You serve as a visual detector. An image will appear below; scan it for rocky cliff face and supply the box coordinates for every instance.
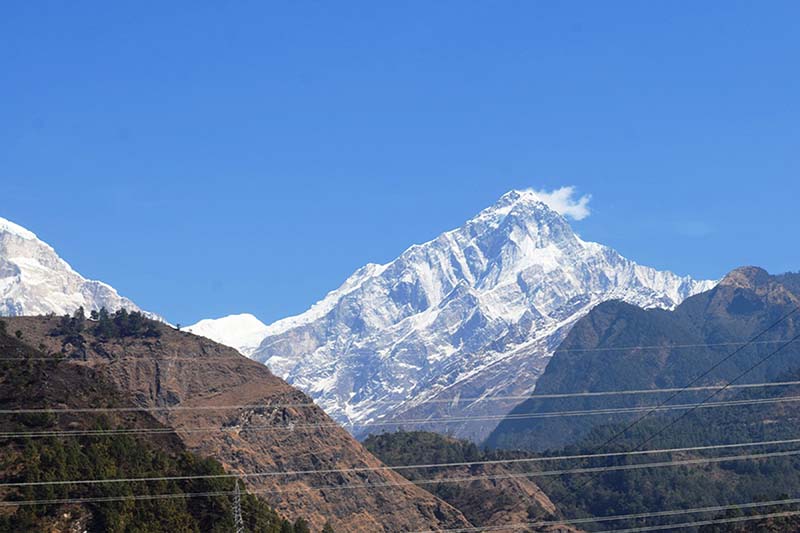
[0,327,299,533]
[251,190,716,441]
[7,316,472,532]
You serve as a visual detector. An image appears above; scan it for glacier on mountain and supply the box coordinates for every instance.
[250,190,717,440]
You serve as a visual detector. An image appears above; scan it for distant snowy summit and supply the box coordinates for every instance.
[185,313,269,357]
[244,189,717,440]
[0,216,156,319]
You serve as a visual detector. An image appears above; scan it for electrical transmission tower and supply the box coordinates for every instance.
[233,479,245,533]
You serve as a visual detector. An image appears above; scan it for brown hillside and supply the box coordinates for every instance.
[6,316,471,532]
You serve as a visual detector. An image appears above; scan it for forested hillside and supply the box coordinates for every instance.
[364,431,578,531]
[535,375,800,531]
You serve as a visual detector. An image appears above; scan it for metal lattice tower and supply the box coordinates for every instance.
[233,479,245,533]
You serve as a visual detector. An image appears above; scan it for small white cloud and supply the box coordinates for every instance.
[527,186,591,220]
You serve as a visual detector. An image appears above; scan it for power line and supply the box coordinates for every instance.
[563,331,800,505]
[7,391,800,418]
[631,332,800,454]
[1,338,792,363]
[580,305,800,455]
[570,329,800,497]
[452,511,800,533]
[4,379,800,415]
[5,436,800,489]
[2,448,800,495]
[552,338,792,354]
[411,495,800,532]
[4,481,800,533]
[593,511,800,533]
[4,393,800,439]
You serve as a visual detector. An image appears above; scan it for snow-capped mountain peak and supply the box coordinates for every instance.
[185,313,269,357]
[0,216,38,240]
[248,190,717,440]
[475,189,550,218]
[0,216,155,318]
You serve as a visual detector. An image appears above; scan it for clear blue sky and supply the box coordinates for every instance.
[2,1,798,325]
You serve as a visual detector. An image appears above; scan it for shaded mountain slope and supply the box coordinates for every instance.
[532,372,800,531]
[486,267,800,452]
[5,314,471,532]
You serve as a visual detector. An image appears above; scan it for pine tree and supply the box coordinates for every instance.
[94,307,117,338]
[293,518,311,533]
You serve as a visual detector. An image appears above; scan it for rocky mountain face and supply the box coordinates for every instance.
[250,190,716,441]
[485,266,800,451]
[0,327,298,532]
[6,315,473,532]
[0,217,152,318]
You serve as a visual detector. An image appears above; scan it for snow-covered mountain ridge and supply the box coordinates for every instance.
[0,216,154,318]
[250,190,717,440]
[186,313,269,357]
